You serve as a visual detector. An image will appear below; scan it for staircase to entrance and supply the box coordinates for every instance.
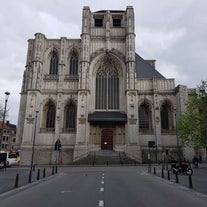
[74,150,137,165]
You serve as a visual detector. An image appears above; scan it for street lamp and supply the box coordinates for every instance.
[174,106,181,163]
[28,110,39,183]
[0,92,10,151]
[199,83,207,160]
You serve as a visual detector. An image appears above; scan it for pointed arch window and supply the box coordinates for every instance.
[161,103,169,130]
[160,100,175,134]
[139,103,150,129]
[95,56,119,110]
[66,103,76,129]
[46,101,56,129]
[63,102,76,132]
[69,52,78,75]
[49,52,59,75]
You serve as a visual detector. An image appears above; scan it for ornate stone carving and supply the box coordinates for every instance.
[79,118,86,124]
[128,118,137,125]
[26,116,34,124]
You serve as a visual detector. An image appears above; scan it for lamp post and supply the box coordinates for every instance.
[28,110,39,183]
[199,83,207,160]
[174,107,181,163]
[0,92,10,151]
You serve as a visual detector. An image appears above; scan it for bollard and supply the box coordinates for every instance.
[154,167,156,175]
[106,161,109,166]
[14,173,19,188]
[175,173,179,183]
[52,166,55,175]
[167,170,170,180]
[28,170,32,183]
[43,168,46,178]
[37,169,40,180]
[161,168,164,178]
[189,175,193,188]
[55,166,58,174]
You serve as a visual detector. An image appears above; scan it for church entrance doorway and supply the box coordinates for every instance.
[101,129,113,150]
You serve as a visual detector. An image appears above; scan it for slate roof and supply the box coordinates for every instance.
[135,53,165,79]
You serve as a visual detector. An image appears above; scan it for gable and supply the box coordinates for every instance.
[135,53,165,79]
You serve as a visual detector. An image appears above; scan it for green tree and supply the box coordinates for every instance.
[0,105,4,120]
[177,80,207,148]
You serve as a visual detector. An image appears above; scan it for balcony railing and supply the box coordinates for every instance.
[161,129,176,135]
[139,128,154,134]
[43,74,59,81]
[62,128,76,133]
[40,128,55,133]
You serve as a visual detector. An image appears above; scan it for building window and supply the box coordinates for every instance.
[46,101,56,129]
[69,53,78,75]
[49,52,59,75]
[161,103,169,130]
[65,102,76,130]
[95,55,119,110]
[160,100,174,133]
[113,19,121,27]
[95,18,103,27]
[139,103,149,129]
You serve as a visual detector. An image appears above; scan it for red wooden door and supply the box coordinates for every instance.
[101,129,113,150]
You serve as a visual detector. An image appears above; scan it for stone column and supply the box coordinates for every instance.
[73,7,91,161]
[125,90,142,162]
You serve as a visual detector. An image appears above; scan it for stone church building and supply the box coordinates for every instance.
[16,6,190,165]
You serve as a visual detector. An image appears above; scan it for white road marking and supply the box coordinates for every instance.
[100,187,104,192]
[99,200,104,207]
[101,181,104,184]
[102,176,104,179]
[102,173,104,176]
[61,190,72,193]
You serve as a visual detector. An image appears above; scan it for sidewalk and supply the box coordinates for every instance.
[151,163,207,195]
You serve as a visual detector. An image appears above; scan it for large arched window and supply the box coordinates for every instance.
[160,100,173,133]
[69,52,78,75]
[64,102,76,132]
[95,55,119,110]
[49,52,59,75]
[139,103,150,129]
[46,101,56,129]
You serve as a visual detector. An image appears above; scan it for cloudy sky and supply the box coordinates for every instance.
[0,0,207,124]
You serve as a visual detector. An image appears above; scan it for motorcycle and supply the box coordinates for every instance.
[171,161,193,175]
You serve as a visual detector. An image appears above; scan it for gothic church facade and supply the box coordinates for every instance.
[16,6,188,165]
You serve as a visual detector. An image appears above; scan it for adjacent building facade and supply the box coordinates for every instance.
[16,6,190,165]
[0,120,17,151]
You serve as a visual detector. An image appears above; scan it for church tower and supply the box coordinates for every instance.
[16,6,189,165]
[73,6,141,161]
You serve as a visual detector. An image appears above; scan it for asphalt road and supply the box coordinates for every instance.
[1,166,207,207]
[0,166,54,194]
[152,163,207,195]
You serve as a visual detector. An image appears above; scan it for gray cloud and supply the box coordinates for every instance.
[0,0,206,124]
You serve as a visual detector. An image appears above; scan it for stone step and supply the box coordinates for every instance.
[94,150,120,157]
[74,150,137,165]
